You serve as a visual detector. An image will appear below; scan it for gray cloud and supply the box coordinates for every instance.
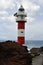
[0,0,43,40]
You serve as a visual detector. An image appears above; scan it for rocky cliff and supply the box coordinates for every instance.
[0,41,32,65]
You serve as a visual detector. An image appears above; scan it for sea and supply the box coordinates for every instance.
[25,40,43,50]
[0,40,43,50]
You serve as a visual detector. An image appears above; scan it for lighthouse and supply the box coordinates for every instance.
[14,5,27,45]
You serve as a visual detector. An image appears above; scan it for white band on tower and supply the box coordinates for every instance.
[18,29,25,37]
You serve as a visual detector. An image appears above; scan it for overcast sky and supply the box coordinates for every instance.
[0,0,43,40]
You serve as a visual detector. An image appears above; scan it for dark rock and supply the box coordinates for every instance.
[30,48,40,54]
[40,46,43,52]
[0,41,32,65]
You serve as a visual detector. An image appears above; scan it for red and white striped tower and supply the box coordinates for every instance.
[14,5,27,45]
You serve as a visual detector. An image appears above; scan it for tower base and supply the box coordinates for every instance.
[18,37,25,45]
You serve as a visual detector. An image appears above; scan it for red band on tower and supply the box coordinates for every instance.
[18,21,25,29]
[18,37,25,44]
